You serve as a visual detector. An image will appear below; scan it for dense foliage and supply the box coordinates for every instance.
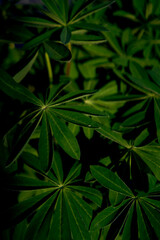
[1,0,160,239]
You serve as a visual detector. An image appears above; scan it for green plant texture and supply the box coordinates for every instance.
[0,0,160,239]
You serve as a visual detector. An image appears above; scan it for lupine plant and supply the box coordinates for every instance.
[0,0,160,239]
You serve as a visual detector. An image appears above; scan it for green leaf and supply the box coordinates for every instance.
[54,104,107,116]
[136,202,150,240]
[83,44,114,57]
[13,50,39,83]
[64,189,92,240]
[48,191,71,240]
[90,165,133,196]
[47,111,80,160]
[90,199,130,230]
[41,0,64,24]
[83,127,94,139]
[52,89,96,105]
[148,67,160,87]
[71,0,115,24]
[44,41,72,62]
[47,79,70,103]
[142,197,160,209]
[52,151,64,184]
[133,145,160,180]
[154,99,160,143]
[6,116,42,167]
[69,186,102,207]
[129,62,160,95]
[71,34,107,45]
[18,17,61,28]
[64,163,81,184]
[69,0,96,22]
[109,189,125,206]
[122,202,135,240]
[72,22,107,32]
[50,108,99,128]
[134,128,149,147]
[3,190,55,228]
[133,0,146,17]
[38,112,53,173]
[97,125,130,148]
[114,10,139,22]
[60,27,71,44]
[121,110,146,127]
[24,193,57,240]
[23,29,56,50]
[0,69,42,106]
[103,31,123,55]
[5,175,55,190]
[141,201,160,239]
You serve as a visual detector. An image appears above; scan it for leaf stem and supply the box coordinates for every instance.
[45,52,53,85]
[66,42,72,76]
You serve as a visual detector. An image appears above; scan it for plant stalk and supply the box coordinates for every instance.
[66,42,72,76]
[45,52,53,85]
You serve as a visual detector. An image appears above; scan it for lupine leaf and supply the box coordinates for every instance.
[64,189,92,240]
[52,90,96,105]
[122,202,135,240]
[0,69,42,106]
[38,112,53,173]
[141,201,160,239]
[24,193,57,240]
[13,50,39,83]
[60,27,71,44]
[50,108,100,128]
[47,111,80,160]
[23,29,56,50]
[136,202,150,240]
[44,41,72,62]
[97,125,130,148]
[90,165,133,196]
[71,0,115,24]
[18,17,60,28]
[6,116,42,167]
[41,0,64,24]
[71,34,107,45]
[90,199,130,230]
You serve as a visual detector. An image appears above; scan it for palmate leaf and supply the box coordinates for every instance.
[89,175,160,239]
[2,78,104,167]
[4,153,102,240]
